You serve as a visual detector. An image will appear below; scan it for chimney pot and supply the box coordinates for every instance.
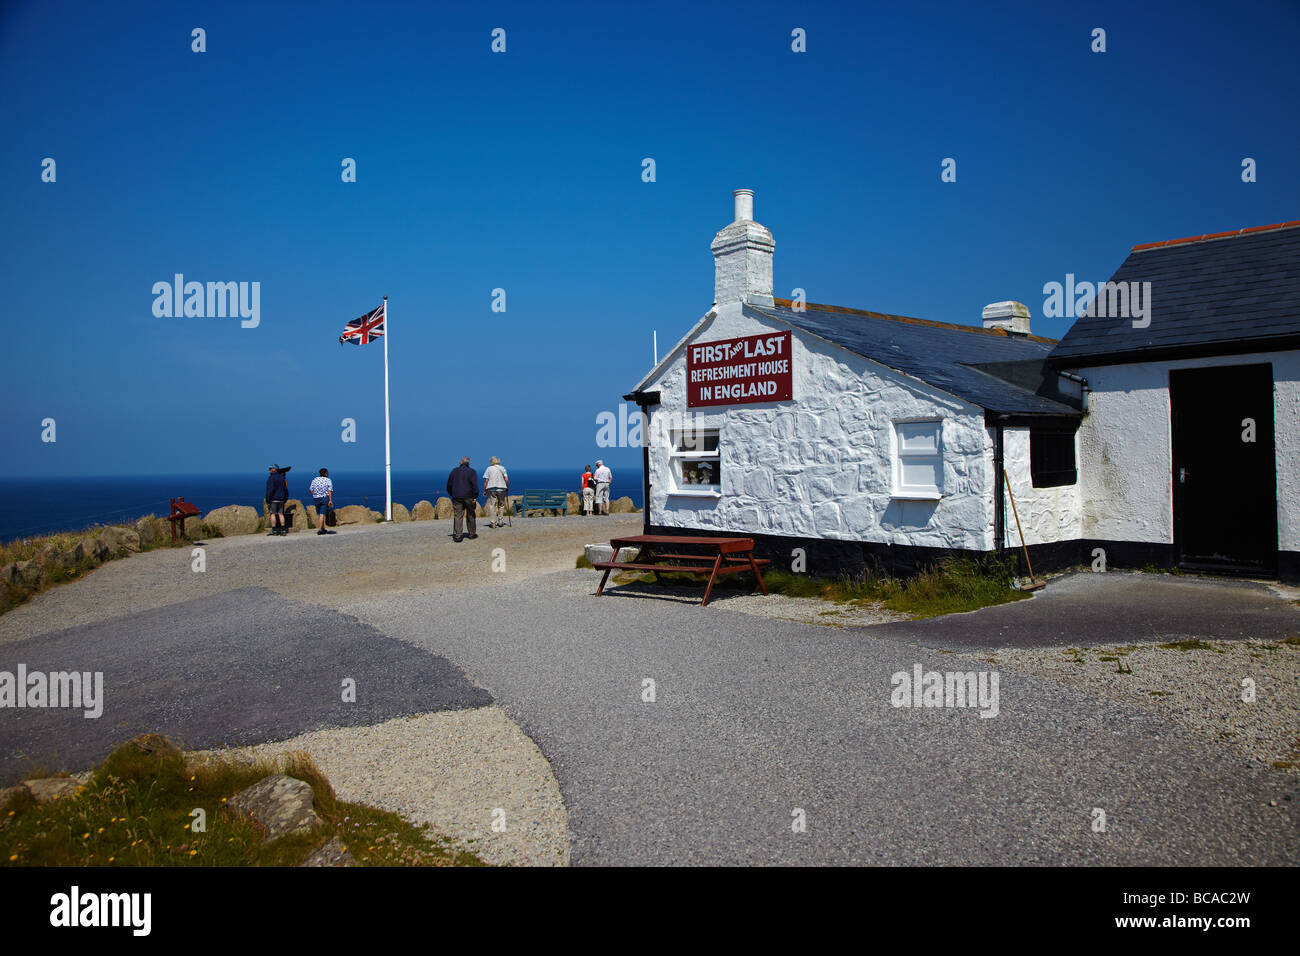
[733,188,754,222]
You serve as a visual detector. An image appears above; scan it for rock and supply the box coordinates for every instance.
[475,501,488,517]
[390,502,411,522]
[228,774,324,842]
[71,537,110,565]
[609,496,637,514]
[97,526,141,553]
[33,543,61,570]
[0,785,29,812]
[134,516,163,548]
[124,733,183,759]
[369,509,385,523]
[434,497,454,519]
[22,777,81,803]
[13,559,45,589]
[333,504,375,525]
[567,492,581,514]
[413,500,435,521]
[202,505,260,537]
[300,835,356,867]
[1,562,18,587]
[584,544,640,565]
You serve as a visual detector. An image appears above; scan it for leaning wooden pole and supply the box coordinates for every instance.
[1002,467,1042,588]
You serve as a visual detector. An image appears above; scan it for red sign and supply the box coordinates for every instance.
[687,331,793,407]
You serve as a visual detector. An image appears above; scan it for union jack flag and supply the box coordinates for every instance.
[339,302,385,345]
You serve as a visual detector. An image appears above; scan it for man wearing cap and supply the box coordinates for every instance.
[593,460,613,516]
[264,464,290,536]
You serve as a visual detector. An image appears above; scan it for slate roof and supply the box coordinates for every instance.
[1048,221,1300,367]
[748,302,1081,417]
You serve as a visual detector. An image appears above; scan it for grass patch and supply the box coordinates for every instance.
[606,555,1028,620]
[1,739,487,867]
[575,553,593,569]
[1158,639,1217,651]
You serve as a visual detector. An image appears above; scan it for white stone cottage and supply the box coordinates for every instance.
[624,191,1299,581]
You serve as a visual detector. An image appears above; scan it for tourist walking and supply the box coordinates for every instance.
[593,460,613,515]
[483,456,510,528]
[309,468,336,535]
[446,456,479,542]
[265,464,290,535]
[580,465,595,516]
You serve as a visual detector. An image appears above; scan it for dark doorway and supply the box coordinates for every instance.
[1170,364,1277,574]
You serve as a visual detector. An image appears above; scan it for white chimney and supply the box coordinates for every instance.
[982,300,1031,334]
[711,188,774,307]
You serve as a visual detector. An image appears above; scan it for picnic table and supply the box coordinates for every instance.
[591,534,770,607]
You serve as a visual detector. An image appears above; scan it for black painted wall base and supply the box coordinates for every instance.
[644,525,1299,583]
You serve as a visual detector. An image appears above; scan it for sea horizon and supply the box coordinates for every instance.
[0,466,644,542]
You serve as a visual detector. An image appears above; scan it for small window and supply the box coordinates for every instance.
[1030,430,1077,487]
[670,427,721,493]
[894,420,943,497]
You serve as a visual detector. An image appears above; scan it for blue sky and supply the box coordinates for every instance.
[2,0,1297,478]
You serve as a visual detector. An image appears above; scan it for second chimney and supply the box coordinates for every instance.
[981,301,1031,334]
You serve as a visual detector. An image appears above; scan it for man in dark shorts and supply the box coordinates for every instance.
[265,464,290,536]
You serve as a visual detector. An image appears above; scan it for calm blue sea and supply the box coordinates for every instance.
[0,468,643,542]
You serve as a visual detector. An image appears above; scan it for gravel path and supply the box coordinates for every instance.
[0,514,641,645]
[343,569,1299,865]
[6,521,1298,866]
[190,708,569,867]
[986,639,1300,776]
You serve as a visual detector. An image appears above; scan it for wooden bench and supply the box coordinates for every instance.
[168,497,202,541]
[521,489,569,517]
[592,534,770,607]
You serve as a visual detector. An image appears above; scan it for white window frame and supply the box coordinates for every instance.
[892,418,944,500]
[667,426,722,498]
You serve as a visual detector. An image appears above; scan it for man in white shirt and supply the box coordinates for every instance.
[593,460,613,515]
[482,456,510,527]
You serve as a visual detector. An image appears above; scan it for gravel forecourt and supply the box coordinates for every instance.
[2,516,1297,865]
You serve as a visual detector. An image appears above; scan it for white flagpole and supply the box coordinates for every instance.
[383,295,392,521]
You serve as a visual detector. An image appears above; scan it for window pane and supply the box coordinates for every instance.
[901,459,940,489]
[898,422,940,453]
[1030,430,1077,488]
[676,431,719,452]
[680,459,719,486]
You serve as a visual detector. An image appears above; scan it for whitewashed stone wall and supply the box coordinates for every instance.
[644,303,995,550]
[999,427,1083,546]
[1074,350,1300,552]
